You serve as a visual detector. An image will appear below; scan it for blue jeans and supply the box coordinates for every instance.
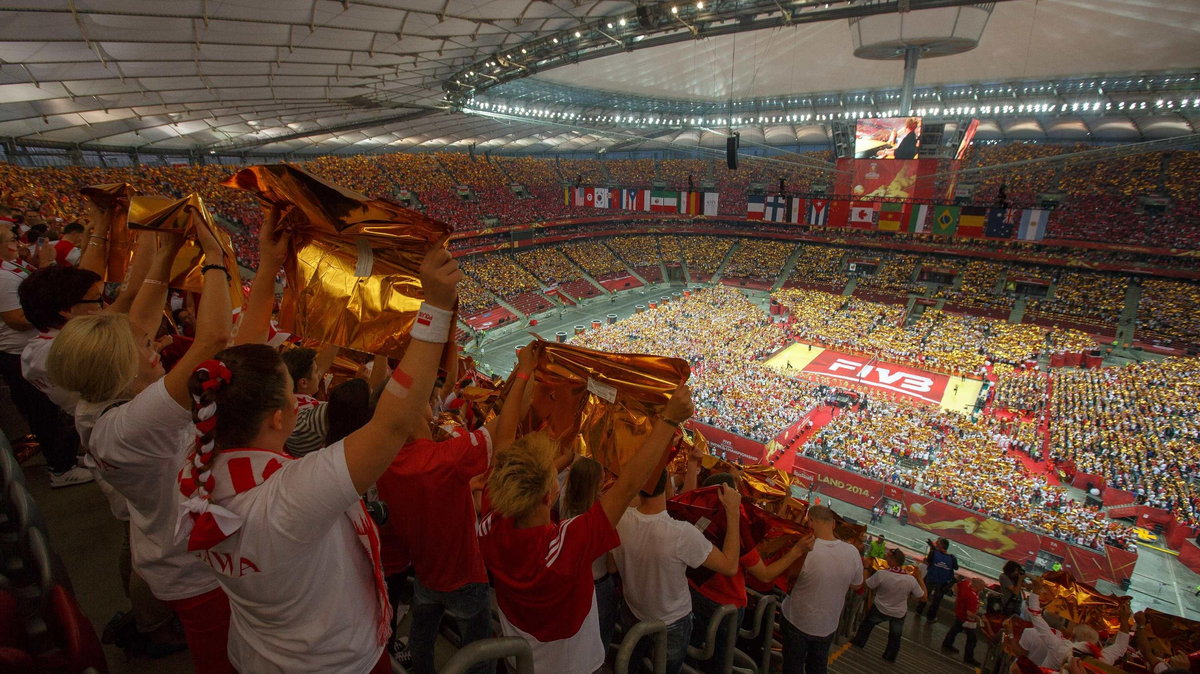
[781,617,834,674]
[851,606,904,660]
[410,579,494,674]
[689,588,744,674]
[628,611,693,674]
[595,575,618,655]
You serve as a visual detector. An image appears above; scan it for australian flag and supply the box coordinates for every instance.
[985,207,1019,239]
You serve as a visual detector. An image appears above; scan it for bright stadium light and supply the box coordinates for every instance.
[619,18,626,26]
[671,6,679,14]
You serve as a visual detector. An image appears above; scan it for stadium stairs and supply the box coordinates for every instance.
[1009,297,1027,323]
[600,244,650,287]
[828,620,977,674]
[772,246,808,292]
[489,293,525,318]
[1116,282,1142,346]
[842,277,858,296]
[709,241,741,284]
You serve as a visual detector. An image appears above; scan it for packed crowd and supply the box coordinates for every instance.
[856,253,924,296]
[785,244,847,288]
[991,369,1051,413]
[773,287,1095,376]
[560,240,629,278]
[1026,270,1129,328]
[720,239,797,282]
[514,247,581,286]
[1137,278,1200,346]
[806,400,1131,550]
[459,253,542,298]
[571,286,826,443]
[1048,358,1200,526]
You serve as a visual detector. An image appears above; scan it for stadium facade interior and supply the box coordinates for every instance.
[1,0,1199,672]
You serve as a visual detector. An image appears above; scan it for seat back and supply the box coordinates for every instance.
[440,636,531,674]
[615,618,667,674]
[46,584,108,674]
[0,433,23,493]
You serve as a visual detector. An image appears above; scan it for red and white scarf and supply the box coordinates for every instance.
[176,446,393,645]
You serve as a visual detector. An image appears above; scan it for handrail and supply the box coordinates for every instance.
[615,619,668,674]
[439,636,534,674]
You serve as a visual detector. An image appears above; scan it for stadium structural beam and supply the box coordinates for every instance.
[900,47,920,116]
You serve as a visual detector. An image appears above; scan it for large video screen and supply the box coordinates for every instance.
[854,117,922,160]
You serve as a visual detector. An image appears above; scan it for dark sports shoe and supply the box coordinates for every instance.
[102,611,135,646]
[388,639,413,668]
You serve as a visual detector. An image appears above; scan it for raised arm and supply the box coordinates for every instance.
[106,231,158,315]
[366,354,388,399]
[342,243,461,493]
[128,232,185,340]
[162,226,233,407]
[599,386,694,526]
[77,203,113,275]
[485,344,534,450]
[233,207,288,346]
[700,484,743,576]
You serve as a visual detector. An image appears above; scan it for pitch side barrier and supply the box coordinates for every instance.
[789,455,1138,586]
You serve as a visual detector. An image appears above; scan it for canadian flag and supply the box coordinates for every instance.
[849,202,878,226]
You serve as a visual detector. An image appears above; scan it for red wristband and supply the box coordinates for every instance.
[515,372,530,381]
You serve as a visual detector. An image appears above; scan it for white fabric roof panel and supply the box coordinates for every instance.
[0,0,1195,153]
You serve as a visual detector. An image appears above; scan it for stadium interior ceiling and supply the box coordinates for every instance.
[0,0,1197,161]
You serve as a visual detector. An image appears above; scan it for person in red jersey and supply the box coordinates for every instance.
[941,576,985,666]
[375,344,533,674]
[478,385,695,674]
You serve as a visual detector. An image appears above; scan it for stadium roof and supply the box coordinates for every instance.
[0,0,1197,155]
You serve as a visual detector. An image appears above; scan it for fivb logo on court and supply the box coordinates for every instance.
[824,357,935,393]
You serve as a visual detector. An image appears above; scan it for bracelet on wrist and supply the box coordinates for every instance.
[143,279,167,287]
[662,417,683,428]
[515,371,530,381]
[201,264,231,282]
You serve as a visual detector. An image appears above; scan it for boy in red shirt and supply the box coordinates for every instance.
[941,577,985,666]
[478,386,694,674]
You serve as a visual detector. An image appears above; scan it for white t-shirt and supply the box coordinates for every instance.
[865,570,922,618]
[781,538,863,637]
[201,441,382,674]
[613,507,713,624]
[21,331,79,413]
[77,378,218,601]
[0,260,36,354]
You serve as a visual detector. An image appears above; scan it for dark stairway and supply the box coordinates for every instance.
[829,617,981,674]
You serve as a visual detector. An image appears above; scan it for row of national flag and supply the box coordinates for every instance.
[745,195,1050,241]
[566,187,719,215]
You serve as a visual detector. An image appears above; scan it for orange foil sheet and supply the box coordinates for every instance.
[1140,608,1200,659]
[126,194,243,308]
[866,557,919,576]
[1035,570,1130,635]
[500,340,690,478]
[79,182,135,283]
[220,164,452,359]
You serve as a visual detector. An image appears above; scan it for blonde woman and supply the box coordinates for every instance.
[478,387,695,674]
[48,222,239,672]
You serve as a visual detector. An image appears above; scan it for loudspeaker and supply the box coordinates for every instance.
[726,137,738,170]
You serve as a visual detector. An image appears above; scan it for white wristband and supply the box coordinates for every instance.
[411,303,452,343]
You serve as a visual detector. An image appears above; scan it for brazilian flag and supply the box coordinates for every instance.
[932,205,960,236]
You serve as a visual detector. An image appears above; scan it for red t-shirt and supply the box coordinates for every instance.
[375,428,491,588]
[478,500,618,642]
[954,578,979,621]
[690,548,761,608]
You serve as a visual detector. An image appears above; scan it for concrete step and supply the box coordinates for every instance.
[830,617,979,674]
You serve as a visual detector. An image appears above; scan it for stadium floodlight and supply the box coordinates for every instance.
[619,18,626,25]
[697,1,704,7]
[672,6,679,13]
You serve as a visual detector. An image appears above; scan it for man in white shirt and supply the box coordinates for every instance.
[780,505,864,674]
[613,473,743,674]
[850,548,926,662]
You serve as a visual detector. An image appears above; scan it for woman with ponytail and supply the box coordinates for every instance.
[173,243,461,673]
[46,212,275,673]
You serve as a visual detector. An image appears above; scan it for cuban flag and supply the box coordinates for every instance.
[764,195,787,222]
[808,199,829,226]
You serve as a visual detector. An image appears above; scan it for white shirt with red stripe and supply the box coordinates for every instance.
[198,440,384,674]
[53,239,80,267]
[478,501,619,674]
[295,393,321,412]
[0,259,37,354]
[75,378,218,601]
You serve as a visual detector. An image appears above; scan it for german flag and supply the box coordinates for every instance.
[956,206,988,238]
